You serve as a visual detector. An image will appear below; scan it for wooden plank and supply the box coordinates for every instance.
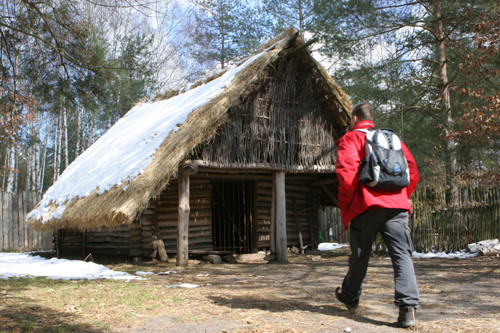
[0,192,3,250]
[4,193,11,250]
[21,192,28,250]
[17,192,24,250]
[275,171,288,263]
[13,193,19,250]
[26,192,32,250]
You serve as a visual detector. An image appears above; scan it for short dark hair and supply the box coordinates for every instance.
[352,103,374,121]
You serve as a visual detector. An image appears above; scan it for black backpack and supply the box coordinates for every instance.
[355,128,410,191]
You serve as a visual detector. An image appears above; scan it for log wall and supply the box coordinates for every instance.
[57,173,324,259]
[154,178,213,254]
[254,176,317,250]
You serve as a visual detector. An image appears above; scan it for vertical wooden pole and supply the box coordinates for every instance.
[274,171,288,263]
[177,172,190,267]
[270,179,276,254]
[0,192,3,251]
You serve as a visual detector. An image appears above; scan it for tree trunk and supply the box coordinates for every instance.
[433,0,459,208]
[75,109,81,157]
[27,146,33,191]
[39,124,49,193]
[5,145,16,193]
[221,22,225,69]
[53,112,61,182]
[63,109,69,169]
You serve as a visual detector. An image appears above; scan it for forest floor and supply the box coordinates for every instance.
[1,248,499,333]
[112,249,499,333]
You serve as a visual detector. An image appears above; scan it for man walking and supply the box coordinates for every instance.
[334,103,420,328]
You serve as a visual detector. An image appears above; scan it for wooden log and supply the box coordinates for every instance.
[177,171,190,267]
[275,171,288,263]
[154,237,168,262]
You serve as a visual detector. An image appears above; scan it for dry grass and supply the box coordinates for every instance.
[2,252,498,333]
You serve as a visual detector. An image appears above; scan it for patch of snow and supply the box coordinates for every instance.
[0,253,143,280]
[166,282,199,289]
[411,250,478,259]
[317,242,349,251]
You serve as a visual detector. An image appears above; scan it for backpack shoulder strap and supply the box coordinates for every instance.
[354,128,375,141]
[353,129,368,134]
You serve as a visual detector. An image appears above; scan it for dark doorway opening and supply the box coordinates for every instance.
[211,180,253,254]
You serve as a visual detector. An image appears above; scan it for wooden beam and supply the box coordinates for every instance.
[274,171,288,263]
[176,172,190,267]
[287,37,318,57]
[312,178,337,186]
[190,159,335,173]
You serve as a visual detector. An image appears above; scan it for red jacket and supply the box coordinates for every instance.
[336,120,420,229]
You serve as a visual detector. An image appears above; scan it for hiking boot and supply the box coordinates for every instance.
[335,287,359,311]
[398,305,416,328]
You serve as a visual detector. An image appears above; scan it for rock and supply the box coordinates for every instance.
[202,255,222,264]
[222,254,236,264]
[264,253,276,261]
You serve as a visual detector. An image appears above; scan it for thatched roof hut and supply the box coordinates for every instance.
[27,30,352,264]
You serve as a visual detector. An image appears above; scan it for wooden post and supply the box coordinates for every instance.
[274,171,288,263]
[270,180,276,254]
[176,172,190,267]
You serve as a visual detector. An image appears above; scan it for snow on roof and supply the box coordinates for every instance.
[27,52,264,224]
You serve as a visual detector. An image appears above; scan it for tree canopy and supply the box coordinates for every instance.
[1,0,498,196]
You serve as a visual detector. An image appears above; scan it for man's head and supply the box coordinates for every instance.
[351,103,374,127]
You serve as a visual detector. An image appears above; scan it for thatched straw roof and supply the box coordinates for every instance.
[27,30,352,232]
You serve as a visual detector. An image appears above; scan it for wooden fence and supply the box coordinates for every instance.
[2,187,499,254]
[410,187,500,252]
[0,191,53,252]
[321,187,500,253]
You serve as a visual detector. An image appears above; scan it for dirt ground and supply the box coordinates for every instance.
[110,249,500,333]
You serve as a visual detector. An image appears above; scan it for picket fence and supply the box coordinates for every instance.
[0,191,52,252]
[321,186,500,253]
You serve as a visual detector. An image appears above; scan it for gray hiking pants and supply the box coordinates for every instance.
[341,208,420,308]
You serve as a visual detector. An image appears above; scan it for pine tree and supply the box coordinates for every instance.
[311,0,500,205]
[190,0,263,72]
